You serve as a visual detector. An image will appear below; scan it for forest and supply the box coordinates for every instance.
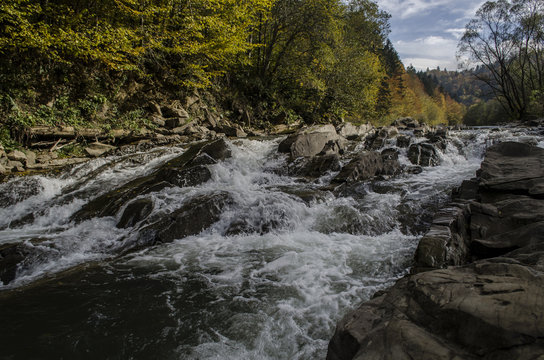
[1,0,542,149]
[0,0,468,149]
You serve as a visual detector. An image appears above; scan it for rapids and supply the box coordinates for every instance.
[0,127,542,359]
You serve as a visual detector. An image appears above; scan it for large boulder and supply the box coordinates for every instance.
[278,125,345,159]
[478,141,544,197]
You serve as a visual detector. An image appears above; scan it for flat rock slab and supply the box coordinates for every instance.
[479,142,544,196]
[327,246,544,360]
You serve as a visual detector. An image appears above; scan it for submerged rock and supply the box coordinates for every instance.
[289,153,342,178]
[0,243,31,285]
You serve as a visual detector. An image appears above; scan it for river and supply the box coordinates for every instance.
[0,127,542,359]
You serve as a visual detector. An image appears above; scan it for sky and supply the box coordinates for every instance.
[375,0,486,71]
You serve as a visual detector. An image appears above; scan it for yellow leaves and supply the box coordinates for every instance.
[1,0,275,85]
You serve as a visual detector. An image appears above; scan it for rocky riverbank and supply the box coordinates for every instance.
[1,116,441,284]
[326,141,544,360]
[1,118,541,286]
[0,115,433,179]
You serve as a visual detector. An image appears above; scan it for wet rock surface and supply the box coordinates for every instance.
[141,192,233,245]
[72,138,231,222]
[408,142,440,166]
[327,141,544,360]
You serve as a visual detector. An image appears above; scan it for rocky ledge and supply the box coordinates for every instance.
[327,141,544,360]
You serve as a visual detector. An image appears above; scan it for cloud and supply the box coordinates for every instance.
[445,28,466,39]
[377,0,486,20]
[377,0,453,19]
[394,36,459,70]
[374,0,488,70]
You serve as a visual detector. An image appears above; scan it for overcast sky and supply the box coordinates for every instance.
[375,0,486,71]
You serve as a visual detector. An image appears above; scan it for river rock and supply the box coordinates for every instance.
[365,127,398,150]
[7,150,27,163]
[380,148,401,176]
[0,243,32,285]
[289,154,342,178]
[396,135,411,148]
[142,192,232,244]
[327,246,544,360]
[73,138,231,222]
[453,178,479,200]
[469,196,544,258]
[84,142,116,157]
[408,143,440,166]
[413,205,470,273]
[278,124,345,159]
[332,150,399,183]
[478,141,544,197]
[337,123,373,140]
[117,198,154,228]
[392,117,419,129]
[327,141,544,360]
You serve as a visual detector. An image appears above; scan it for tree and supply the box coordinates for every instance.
[458,0,544,119]
[0,0,273,87]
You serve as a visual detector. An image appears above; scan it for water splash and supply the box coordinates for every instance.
[0,127,542,359]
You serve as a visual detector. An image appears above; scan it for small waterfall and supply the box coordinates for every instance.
[0,127,542,359]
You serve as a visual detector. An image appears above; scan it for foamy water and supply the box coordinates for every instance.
[0,127,541,359]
